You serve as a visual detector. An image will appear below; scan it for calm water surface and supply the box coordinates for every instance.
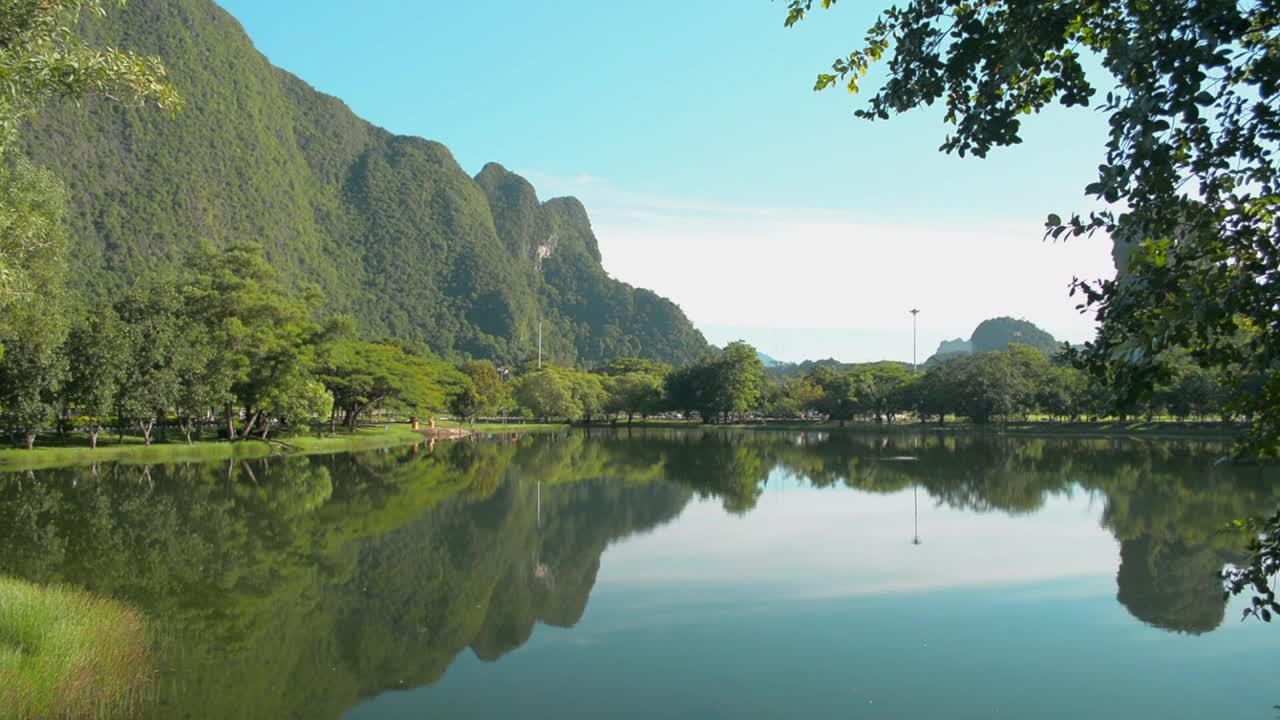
[1,430,1276,718]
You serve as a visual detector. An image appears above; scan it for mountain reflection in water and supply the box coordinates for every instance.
[0,429,1272,719]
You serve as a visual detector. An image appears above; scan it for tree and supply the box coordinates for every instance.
[809,366,858,425]
[261,378,332,438]
[515,369,580,422]
[0,0,179,320]
[565,369,607,424]
[181,242,322,439]
[450,360,508,424]
[1036,366,1089,422]
[662,344,765,423]
[784,1,1280,455]
[849,362,914,423]
[0,154,67,340]
[712,341,766,422]
[318,339,462,431]
[63,305,128,448]
[663,362,711,421]
[764,375,824,419]
[950,352,1023,425]
[0,303,67,449]
[172,327,228,444]
[598,358,669,424]
[914,357,963,424]
[601,372,655,423]
[113,280,185,446]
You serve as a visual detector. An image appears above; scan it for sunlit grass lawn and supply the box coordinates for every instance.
[0,577,151,719]
[0,424,429,472]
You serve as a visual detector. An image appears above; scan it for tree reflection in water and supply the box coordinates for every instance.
[0,429,1271,718]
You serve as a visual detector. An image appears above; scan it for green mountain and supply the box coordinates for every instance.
[969,317,1059,355]
[927,317,1059,364]
[18,0,708,367]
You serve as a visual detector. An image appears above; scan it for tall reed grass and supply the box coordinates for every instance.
[0,577,152,719]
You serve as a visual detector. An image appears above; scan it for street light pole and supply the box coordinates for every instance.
[912,482,922,545]
[910,308,920,374]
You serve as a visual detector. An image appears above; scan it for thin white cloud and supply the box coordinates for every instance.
[521,171,1117,361]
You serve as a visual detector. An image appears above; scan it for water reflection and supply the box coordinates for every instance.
[0,430,1272,719]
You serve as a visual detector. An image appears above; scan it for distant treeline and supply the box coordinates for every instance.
[0,241,1245,450]
[766,345,1243,427]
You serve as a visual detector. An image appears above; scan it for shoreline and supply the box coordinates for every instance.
[581,419,1248,442]
[0,425,434,473]
[0,421,573,473]
[0,419,1246,473]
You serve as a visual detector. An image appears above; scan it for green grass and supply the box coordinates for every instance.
[0,577,152,719]
[0,425,430,473]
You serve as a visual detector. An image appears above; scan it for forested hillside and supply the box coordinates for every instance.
[18,0,708,367]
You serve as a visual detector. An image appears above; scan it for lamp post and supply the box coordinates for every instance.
[910,309,920,374]
[912,482,922,545]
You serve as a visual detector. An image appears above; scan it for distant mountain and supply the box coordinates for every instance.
[764,357,846,378]
[757,351,785,368]
[926,317,1061,365]
[20,0,709,367]
[970,317,1060,355]
[934,338,973,357]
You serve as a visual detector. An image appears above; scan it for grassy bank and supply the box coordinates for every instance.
[0,425,429,473]
[0,577,151,719]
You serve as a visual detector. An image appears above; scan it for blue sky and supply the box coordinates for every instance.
[218,0,1117,363]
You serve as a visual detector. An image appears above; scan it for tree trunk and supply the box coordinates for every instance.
[24,432,35,450]
[181,418,194,445]
[241,409,261,439]
[329,406,337,435]
[260,422,270,441]
[225,403,238,441]
[139,419,154,446]
[89,425,99,450]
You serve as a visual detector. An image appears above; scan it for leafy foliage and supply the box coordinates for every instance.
[665,341,766,422]
[784,0,1280,455]
[449,360,510,422]
[1223,509,1280,625]
[0,0,177,321]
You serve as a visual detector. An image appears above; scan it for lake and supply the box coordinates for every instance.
[1,429,1276,719]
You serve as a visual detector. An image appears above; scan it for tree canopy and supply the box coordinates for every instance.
[786,0,1280,455]
[0,0,178,313]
